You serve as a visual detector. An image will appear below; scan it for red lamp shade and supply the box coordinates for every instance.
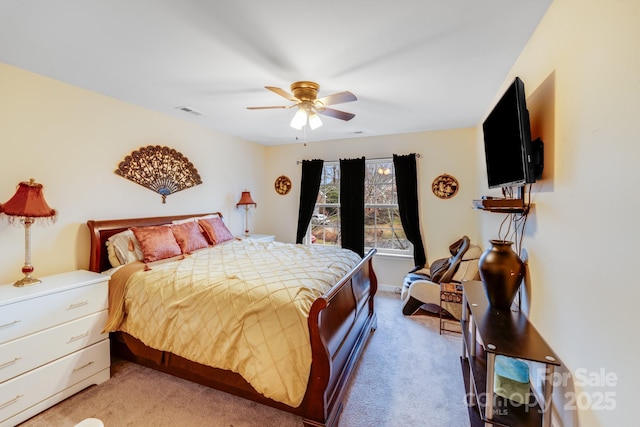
[236,191,256,207]
[0,178,57,219]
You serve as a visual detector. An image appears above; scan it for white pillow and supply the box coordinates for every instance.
[171,213,220,225]
[106,240,121,267]
[106,229,144,267]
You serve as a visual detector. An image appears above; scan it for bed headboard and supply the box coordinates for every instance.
[86,212,222,273]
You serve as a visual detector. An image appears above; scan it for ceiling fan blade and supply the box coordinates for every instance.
[317,107,355,121]
[265,86,299,102]
[315,91,357,107]
[246,105,291,110]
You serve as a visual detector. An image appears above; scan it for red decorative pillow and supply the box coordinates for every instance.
[170,221,209,254]
[198,217,234,245]
[131,225,182,262]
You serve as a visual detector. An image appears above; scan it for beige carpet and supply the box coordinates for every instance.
[19,291,468,427]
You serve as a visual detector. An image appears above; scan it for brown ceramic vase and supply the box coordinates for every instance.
[478,240,525,310]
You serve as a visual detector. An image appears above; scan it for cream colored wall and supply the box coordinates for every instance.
[0,61,477,291]
[476,1,639,425]
[261,129,478,288]
[0,63,266,285]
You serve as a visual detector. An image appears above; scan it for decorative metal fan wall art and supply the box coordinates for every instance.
[115,145,202,203]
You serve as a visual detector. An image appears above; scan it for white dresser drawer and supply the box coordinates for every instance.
[0,280,107,345]
[0,310,108,383]
[0,339,110,424]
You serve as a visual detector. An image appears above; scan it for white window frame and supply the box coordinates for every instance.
[308,159,412,256]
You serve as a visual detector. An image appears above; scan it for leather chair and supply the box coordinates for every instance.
[401,236,482,317]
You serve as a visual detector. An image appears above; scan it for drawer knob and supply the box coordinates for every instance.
[67,331,90,343]
[0,357,22,370]
[73,360,94,372]
[66,300,89,310]
[0,320,21,330]
[0,394,23,410]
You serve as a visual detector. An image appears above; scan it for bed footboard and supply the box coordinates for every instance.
[303,248,378,427]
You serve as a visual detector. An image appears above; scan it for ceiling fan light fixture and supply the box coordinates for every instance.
[250,80,355,130]
[308,111,323,130]
[290,108,307,130]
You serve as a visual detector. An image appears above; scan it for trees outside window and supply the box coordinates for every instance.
[310,159,410,254]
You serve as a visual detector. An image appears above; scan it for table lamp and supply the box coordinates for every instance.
[0,178,57,286]
[236,190,256,237]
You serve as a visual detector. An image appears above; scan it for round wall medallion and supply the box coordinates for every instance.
[432,174,459,199]
[274,175,292,195]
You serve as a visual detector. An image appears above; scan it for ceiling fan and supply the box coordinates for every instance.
[247,81,357,130]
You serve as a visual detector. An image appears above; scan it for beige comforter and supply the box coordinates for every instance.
[105,239,361,407]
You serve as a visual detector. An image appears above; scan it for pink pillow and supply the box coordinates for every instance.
[170,221,209,254]
[198,217,234,245]
[131,225,182,262]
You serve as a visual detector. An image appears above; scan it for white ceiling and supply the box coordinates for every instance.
[0,0,552,146]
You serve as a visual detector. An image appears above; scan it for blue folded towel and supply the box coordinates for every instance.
[494,355,530,404]
[495,355,529,383]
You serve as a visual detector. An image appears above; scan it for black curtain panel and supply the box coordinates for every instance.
[393,153,427,267]
[340,157,365,257]
[296,159,324,244]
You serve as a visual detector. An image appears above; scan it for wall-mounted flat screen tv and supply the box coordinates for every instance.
[482,77,542,189]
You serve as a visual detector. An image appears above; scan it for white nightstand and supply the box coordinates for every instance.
[245,234,275,242]
[0,270,111,427]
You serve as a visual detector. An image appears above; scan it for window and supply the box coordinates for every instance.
[310,159,411,254]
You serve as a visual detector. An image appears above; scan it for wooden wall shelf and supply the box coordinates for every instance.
[472,197,529,214]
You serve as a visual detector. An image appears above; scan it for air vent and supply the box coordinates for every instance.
[175,106,204,116]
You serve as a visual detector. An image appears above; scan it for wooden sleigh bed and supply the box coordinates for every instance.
[86,213,377,427]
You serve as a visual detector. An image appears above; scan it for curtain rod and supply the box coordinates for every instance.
[296,153,421,165]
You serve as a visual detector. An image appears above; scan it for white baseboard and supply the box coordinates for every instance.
[378,283,402,295]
